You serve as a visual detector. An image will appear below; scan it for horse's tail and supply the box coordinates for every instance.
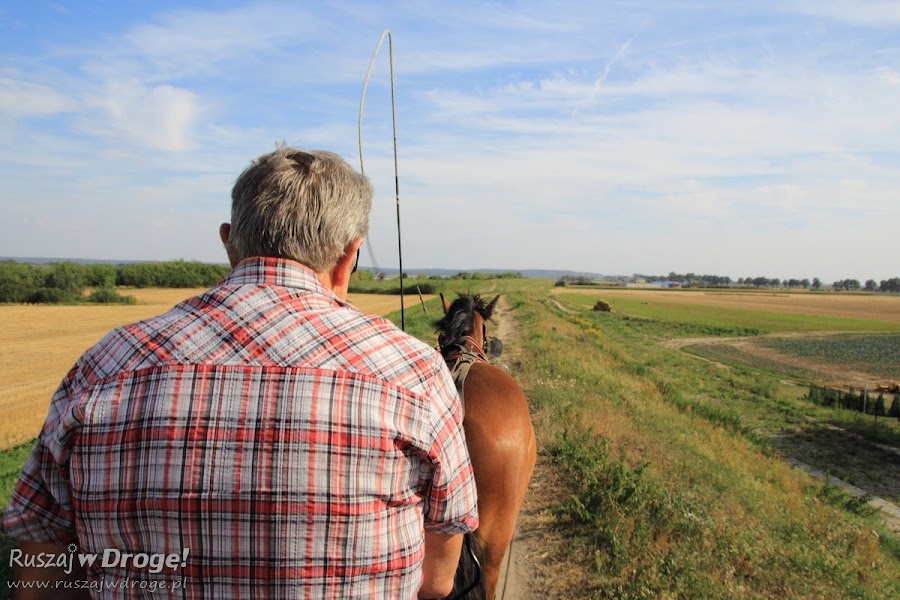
[447,532,487,600]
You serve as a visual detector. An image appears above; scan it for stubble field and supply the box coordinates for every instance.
[0,289,423,450]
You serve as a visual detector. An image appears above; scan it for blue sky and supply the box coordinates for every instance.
[1,1,898,283]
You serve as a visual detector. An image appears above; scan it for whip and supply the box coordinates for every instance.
[359,29,406,330]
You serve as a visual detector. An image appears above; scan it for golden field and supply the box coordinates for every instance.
[0,289,426,450]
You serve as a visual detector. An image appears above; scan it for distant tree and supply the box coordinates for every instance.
[800,278,810,289]
[833,279,861,291]
[812,277,821,290]
[86,263,117,288]
[890,395,900,418]
[874,393,886,417]
[117,263,159,288]
[864,279,877,292]
[0,261,43,303]
[45,262,86,300]
[879,278,900,293]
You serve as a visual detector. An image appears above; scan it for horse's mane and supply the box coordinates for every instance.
[435,293,491,349]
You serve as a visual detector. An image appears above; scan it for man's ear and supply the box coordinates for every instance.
[219,223,238,268]
[330,237,365,293]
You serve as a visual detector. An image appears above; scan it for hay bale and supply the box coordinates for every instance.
[593,299,613,312]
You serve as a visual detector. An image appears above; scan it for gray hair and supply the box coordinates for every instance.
[227,147,373,272]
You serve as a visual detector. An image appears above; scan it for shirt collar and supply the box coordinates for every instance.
[224,257,347,305]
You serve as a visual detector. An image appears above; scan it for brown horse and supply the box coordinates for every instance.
[437,293,536,599]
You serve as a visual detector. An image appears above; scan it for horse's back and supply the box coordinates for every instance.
[463,362,533,445]
[460,362,535,597]
[461,360,535,507]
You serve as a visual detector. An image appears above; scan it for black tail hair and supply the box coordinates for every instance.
[446,533,487,600]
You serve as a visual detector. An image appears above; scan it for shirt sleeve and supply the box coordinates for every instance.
[420,354,479,535]
[1,361,85,545]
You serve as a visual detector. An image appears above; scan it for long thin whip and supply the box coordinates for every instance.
[359,29,405,330]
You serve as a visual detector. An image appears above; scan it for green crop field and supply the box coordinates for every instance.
[761,335,900,379]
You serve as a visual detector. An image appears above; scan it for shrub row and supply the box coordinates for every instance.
[0,260,229,304]
[807,384,900,418]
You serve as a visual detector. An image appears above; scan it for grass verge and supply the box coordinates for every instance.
[517,284,899,597]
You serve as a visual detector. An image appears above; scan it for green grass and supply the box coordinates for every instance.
[1,440,33,596]
[0,441,32,509]
[509,284,899,597]
[556,292,900,333]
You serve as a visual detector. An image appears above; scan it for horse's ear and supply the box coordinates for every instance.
[440,293,450,314]
[485,294,500,319]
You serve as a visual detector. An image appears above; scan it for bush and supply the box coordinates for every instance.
[44,262,85,297]
[88,287,136,304]
[0,261,43,303]
[28,287,71,304]
[86,263,117,287]
[874,393,886,417]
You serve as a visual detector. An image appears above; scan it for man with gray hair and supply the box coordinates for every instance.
[3,147,479,599]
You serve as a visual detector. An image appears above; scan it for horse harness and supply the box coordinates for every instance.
[440,341,487,418]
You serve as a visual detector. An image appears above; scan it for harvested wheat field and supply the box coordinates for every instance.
[0,289,422,450]
[554,287,900,323]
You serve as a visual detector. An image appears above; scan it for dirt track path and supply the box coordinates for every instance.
[490,297,566,599]
[490,296,533,599]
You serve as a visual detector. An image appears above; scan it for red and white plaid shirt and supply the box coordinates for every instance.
[3,258,478,598]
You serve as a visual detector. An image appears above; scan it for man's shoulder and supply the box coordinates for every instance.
[73,298,200,384]
[327,307,443,393]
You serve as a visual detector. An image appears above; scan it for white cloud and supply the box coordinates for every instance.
[86,81,200,152]
[0,74,75,116]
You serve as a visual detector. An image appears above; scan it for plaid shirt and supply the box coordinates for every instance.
[3,258,478,599]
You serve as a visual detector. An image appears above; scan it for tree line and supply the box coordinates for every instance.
[640,272,900,292]
[0,260,231,304]
[355,270,524,282]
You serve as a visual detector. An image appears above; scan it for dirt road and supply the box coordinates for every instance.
[490,296,565,599]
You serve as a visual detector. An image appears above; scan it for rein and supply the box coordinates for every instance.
[441,335,489,364]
